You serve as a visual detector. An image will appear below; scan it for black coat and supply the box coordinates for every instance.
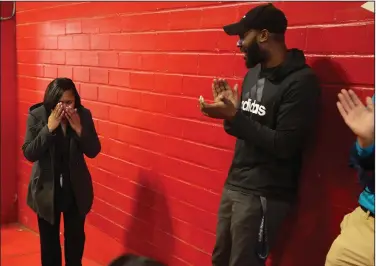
[22,103,101,224]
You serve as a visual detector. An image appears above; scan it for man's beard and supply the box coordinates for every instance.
[245,41,266,69]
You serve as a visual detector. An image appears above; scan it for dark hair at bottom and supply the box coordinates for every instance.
[43,77,81,112]
[108,254,166,266]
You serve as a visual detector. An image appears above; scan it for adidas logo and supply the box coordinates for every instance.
[241,98,266,116]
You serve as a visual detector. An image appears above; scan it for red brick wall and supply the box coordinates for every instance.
[1,1,18,224]
[15,2,374,266]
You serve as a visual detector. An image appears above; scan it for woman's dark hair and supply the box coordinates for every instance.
[43,77,81,111]
[108,254,165,266]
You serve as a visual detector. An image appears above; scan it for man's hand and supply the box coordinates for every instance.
[212,79,239,107]
[199,78,238,119]
[65,107,82,136]
[199,95,238,120]
[337,89,374,147]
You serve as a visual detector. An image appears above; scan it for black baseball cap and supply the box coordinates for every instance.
[223,3,288,36]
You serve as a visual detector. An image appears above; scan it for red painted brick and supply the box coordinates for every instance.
[66,20,82,34]
[90,34,110,50]
[109,70,130,87]
[121,12,170,32]
[98,86,118,104]
[109,34,131,50]
[73,35,90,50]
[97,120,118,139]
[44,65,57,78]
[169,9,202,30]
[81,18,100,34]
[81,100,110,120]
[285,28,307,50]
[50,51,65,64]
[16,37,44,50]
[140,53,168,72]
[44,37,58,50]
[66,51,81,65]
[97,17,122,33]
[117,90,141,108]
[58,35,73,49]
[306,24,374,55]
[198,54,237,77]
[17,64,44,77]
[166,54,198,75]
[154,74,183,95]
[201,5,238,29]
[183,31,221,52]
[98,52,118,68]
[139,93,166,113]
[48,21,66,35]
[89,68,108,84]
[307,56,374,85]
[73,67,90,82]
[80,83,98,101]
[119,53,142,70]
[129,33,157,51]
[182,75,237,100]
[81,51,99,66]
[129,72,154,90]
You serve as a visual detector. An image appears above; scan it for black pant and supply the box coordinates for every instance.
[212,189,291,266]
[37,202,86,266]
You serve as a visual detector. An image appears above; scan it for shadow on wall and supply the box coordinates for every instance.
[124,170,175,265]
[268,57,360,266]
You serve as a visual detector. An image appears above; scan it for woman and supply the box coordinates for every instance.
[22,77,101,266]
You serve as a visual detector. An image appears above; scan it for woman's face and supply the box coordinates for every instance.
[58,90,75,121]
[59,90,75,110]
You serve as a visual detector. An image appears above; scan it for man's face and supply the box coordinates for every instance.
[238,30,268,68]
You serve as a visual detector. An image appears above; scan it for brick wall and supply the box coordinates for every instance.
[1,1,17,225]
[15,2,374,265]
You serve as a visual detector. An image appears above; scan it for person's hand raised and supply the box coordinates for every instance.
[337,89,374,147]
[47,102,64,132]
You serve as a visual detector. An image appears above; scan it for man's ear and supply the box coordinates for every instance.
[258,29,269,43]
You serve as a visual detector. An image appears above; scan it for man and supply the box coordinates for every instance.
[325,90,374,266]
[199,4,321,266]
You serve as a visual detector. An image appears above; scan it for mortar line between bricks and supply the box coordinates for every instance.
[89,162,222,203]
[89,209,212,257]
[98,142,231,172]
[15,5,373,28]
[16,49,376,58]
[15,2,265,25]
[17,103,226,132]
[15,19,375,39]
[17,88,226,128]
[17,69,375,89]
[90,175,219,220]
[90,199,216,243]
[104,138,230,181]
[15,2,85,14]
[93,181,219,229]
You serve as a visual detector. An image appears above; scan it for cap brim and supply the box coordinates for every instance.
[223,21,246,36]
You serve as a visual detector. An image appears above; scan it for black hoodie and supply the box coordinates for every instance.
[224,49,320,201]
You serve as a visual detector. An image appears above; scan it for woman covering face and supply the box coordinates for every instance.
[22,77,101,266]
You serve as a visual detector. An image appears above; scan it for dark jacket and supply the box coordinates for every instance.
[22,103,101,224]
[349,144,375,193]
[224,49,321,201]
